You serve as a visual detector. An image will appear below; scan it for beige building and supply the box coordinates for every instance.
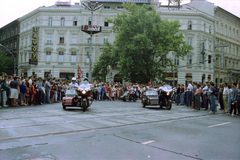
[214,6,240,84]
[13,0,240,84]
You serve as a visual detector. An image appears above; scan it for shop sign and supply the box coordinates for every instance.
[29,27,38,65]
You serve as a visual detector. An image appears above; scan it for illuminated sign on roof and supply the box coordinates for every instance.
[55,1,71,6]
[90,0,150,3]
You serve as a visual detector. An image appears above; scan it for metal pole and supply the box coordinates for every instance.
[173,69,175,87]
[89,10,93,82]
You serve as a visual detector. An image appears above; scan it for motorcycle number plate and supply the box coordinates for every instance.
[78,96,82,98]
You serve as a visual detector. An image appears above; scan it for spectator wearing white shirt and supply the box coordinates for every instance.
[186,81,193,107]
[222,83,229,113]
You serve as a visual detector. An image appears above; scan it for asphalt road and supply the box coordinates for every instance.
[0,100,239,160]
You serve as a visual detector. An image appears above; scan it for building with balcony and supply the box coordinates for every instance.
[0,19,20,75]
[214,7,240,84]
[1,0,238,84]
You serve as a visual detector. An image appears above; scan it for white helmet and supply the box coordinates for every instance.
[72,77,76,81]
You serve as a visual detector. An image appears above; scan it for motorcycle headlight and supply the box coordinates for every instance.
[82,90,86,94]
[167,92,170,96]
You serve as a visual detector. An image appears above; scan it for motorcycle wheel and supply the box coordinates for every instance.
[133,97,137,102]
[62,105,66,110]
[82,101,87,112]
[165,100,172,110]
[142,101,145,108]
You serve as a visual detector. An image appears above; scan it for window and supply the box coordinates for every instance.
[88,17,92,25]
[233,45,235,54]
[48,17,52,26]
[61,18,65,26]
[86,52,90,63]
[225,60,227,68]
[73,17,77,26]
[104,18,108,27]
[209,26,211,34]
[209,41,211,51]
[221,24,223,34]
[25,38,27,46]
[229,45,231,54]
[225,26,227,35]
[229,61,231,68]
[204,40,206,50]
[187,37,192,46]
[71,52,76,62]
[46,51,51,62]
[103,37,108,44]
[14,41,17,48]
[59,34,64,43]
[72,34,77,44]
[237,31,239,40]
[229,28,231,37]
[59,51,64,62]
[187,55,192,65]
[233,29,235,38]
[87,38,91,44]
[174,55,179,65]
[47,33,52,43]
[204,23,206,32]
[188,21,192,30]
[104,6,110,10]
[237,47,239,56]
[117,6,123,10]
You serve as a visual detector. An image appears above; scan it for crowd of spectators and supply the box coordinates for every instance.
[173,81,240,116]
[0,73,239,118]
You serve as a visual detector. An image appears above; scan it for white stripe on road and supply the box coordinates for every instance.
[141,140,156,145]
[208,122,231,128]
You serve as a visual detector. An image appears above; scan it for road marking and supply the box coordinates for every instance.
[141,140,156,145]
[208,122,231,128]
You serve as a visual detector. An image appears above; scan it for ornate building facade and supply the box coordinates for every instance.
[1,0,239,84]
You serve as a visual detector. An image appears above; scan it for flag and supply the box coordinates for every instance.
[148,80,151,86]
[77,65,82,79]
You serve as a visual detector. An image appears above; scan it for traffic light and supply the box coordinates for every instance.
[208,55,211,63]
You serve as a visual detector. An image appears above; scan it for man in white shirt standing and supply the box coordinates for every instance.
[223,83,229,113]
[202,82,208,109]
[186,81,193,107]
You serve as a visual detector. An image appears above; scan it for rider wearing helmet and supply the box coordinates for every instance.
[68,77,79,89]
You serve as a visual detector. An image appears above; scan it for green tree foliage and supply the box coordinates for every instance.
[0,53,14,75]
[93,3,192,83]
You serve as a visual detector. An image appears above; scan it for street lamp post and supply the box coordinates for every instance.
[0,43,16,74]
[81,1,103,82]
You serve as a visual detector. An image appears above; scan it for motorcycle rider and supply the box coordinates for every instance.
[68,77,78,89]
[78,77,92,106]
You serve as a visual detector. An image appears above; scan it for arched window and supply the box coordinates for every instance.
[88,17,92,25]
[188,21,192,30]
[61,17,65,26]
[73,17,77,26]
[48,17,52,26]
[104,18,108,27]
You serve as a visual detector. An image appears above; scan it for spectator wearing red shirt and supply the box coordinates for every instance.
[180,84,185,105]
[194,84,202,110]
[30,81,37,105]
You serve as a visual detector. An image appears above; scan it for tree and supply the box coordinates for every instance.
[93,3,192,83]
[0,53,14,75]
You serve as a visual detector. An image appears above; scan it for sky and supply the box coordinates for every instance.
[0,0,240,28]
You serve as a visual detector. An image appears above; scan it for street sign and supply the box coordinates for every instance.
[81,25,102,34]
